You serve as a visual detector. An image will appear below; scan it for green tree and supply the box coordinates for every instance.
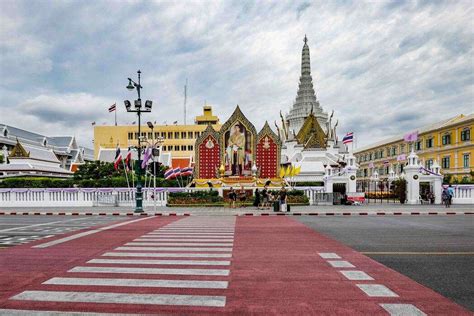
[0,154,4,164]
[74,161,122,180]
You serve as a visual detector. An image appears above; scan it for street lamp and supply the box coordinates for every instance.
[146,121,164,213]
[124,70,153,213]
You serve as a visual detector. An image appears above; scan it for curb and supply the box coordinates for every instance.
[0,211,472,216]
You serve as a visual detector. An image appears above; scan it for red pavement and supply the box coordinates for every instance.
[0,216,470,315]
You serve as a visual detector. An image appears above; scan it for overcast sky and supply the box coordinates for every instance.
[0,0,472,149]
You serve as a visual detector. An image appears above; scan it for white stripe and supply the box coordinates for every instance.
[157,229,235,232]
[88,258,230,265]
[339,270,374,280]
[148,233,234,235]
[69,266,229,276]
[318,252,341,259]
[141,235,233,239]
[11,290,226,307]
[125,242,233,247]
[327,260,355,268]
[134,239,234,242]
[356,284,398,297]
[158,227,235,230]
[380,304,426,316]
[33,217,153,249]
[116,246,232,252]
[102,252,232,258]
[44,277,228,289]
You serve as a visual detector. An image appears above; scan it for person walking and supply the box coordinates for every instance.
[261,186,269,209]
[228,187,237,208]
[447,184,454,207]
[253,188,261,209]
[442,187,450,208]
[279,186,288,212]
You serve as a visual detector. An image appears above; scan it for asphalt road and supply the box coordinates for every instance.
[296,215,474,311]
[0,216,127,247]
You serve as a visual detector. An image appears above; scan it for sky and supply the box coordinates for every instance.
[0,0,473,149]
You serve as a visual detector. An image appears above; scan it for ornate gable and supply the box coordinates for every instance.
[296,113,327,149]
[194,125,221,179]
[256,122,281,178]
[9,139,30,158]
[218,105,257,158]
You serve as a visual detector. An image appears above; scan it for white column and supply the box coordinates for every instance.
[405,150,421,204]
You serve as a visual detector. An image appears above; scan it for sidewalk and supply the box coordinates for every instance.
[0,204,472,216]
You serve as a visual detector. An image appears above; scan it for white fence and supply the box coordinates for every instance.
[0,185,472,207]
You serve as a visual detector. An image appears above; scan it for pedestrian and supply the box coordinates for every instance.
[279,186,288,212]
[253,188,261,209]
[442,187,449,208]
[261,185,269,209]
[228,187,237,208]
[447,184,454,207]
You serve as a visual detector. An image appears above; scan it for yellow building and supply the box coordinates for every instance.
[94,106,221,165]
[354,113,473,182]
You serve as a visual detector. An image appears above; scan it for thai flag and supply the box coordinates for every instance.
[342,132,354,144]
[124,149,132,171]
[164,168,175,180]
[181,167,193,176]
[173,167,182,177]
[108,103,116,112]
[113,147,122,170]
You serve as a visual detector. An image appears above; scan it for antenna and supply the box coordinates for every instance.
[184,78,188,125]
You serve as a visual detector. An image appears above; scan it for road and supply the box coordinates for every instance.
[0,216,127,247]
[0,215,471,315]
[296,215,474,311]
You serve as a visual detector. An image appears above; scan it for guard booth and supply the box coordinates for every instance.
[323,153,360,204]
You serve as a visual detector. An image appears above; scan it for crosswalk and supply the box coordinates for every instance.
[8,216,236,312]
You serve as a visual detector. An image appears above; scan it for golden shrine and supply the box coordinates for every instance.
[192,106,284,188]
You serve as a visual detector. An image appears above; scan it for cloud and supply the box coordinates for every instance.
[0,0,472,150]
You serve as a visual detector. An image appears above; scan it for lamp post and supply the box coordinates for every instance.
[147,121,164,213]
[124,70,153,213]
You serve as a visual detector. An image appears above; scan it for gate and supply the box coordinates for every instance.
[356,179,398,203]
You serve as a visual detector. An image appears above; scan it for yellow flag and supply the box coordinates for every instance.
[279,167,285,178]
[295,166,301,176]
[285,165,292,177]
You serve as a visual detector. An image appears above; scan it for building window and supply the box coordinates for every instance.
[168,132,172,139]
[415,141,422,151]
[369,153,373,160]
[425,138,433,148]
[425,159,433,169]
[181,145,186,151]
[188,132,193,138]
[154,132,159,139]
[147,132,152,140]
[441,156,450,169]
[463,154,470,168]
[400,144,405,153]
[188,145,193,151]
[174,132,179,139]
[174,145,179,151]
[161,132,166,138]
[128,132,133,140]
[461,128,471,141]
[441,133,451,145]
[134,132,139,139]
[181,132,186,139]
[195,132,200,138]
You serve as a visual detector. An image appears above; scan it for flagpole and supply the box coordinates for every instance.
[121,158,130,189]
[115,107,117,126]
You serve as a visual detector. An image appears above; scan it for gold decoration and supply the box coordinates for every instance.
[296,112,327,149]
[9,139,30,158]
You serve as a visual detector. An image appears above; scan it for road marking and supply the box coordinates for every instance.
[339,270,374,281]
[125,242,233,246]
[327,260,355,268]
[69,266,230,276]
[10,290,226,307]
[33,217,153,249]
[102,252,232,258]
[88,258,231,265]
[147,232,234,236]
[44,277,229,289]
[380,304,426,315]
[141,235,234,239]
[356,284,398,297]
[0,218,88,233]
[362,251,474,255]
[115,246,233,252]
[134,238,234,242]
[318,252,341,259]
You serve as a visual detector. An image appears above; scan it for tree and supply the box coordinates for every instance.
[393,178,407,204]
[74,161,122,180]
[0,154,3,164]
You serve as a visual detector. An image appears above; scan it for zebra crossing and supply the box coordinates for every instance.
[8,216,236,311]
